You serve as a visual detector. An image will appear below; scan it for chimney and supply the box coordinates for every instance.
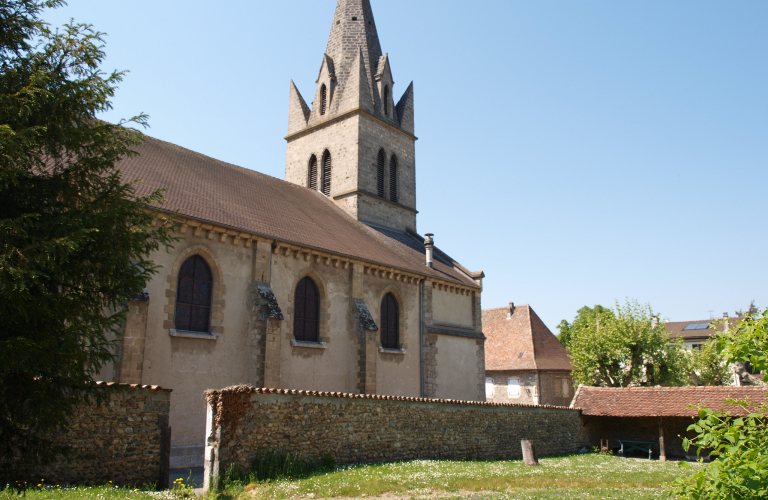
[723,312,729,319]
[424,233,434,268]
[507,302,515,319]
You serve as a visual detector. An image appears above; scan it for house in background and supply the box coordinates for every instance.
[483,303,574,407]
[666,314,764,386]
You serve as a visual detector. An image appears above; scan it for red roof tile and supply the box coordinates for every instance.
[572,386,768,417]
[94,381,172,392]
[483,305,574,372]
[116,136,478,288]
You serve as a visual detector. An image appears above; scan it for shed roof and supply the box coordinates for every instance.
[115,136,478,288]
[571,386,768,417]
[483,305,574,372]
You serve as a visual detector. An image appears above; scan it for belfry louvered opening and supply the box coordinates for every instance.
[383,85,389,116]
[389,154,398,203]
[377,149,385,198]
[321,150,332,196]
[320,84,327,115]
[308,155,318,190]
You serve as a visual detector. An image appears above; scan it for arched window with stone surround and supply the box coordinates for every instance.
[308,154,318,190]
[389,154,398,203]
[175,255,213,333]
[321,150,332,196]
[294,276,320,342]
[377,149,385,198]
[380,292,399,349]
[320,84,327,115]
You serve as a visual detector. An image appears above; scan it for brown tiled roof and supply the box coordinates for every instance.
[572,386,768,417]
[666,317,745,341]
[483,305,574,372]
[116,136,477,288]
[94,381,172,392]
[204,386,575,410]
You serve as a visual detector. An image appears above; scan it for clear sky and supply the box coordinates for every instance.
[44,1,768,332]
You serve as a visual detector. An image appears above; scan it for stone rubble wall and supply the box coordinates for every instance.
[27,385,171,487]
[204,387,585,489]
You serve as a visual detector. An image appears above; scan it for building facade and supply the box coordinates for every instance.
[483,304,574,407]
[96,0,486,469]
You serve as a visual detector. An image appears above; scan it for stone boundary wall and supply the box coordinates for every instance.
[203,387,585,490]
[24,383,171,488]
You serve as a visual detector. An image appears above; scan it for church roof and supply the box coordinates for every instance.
[483,305,574,372]
[117,135,479,288]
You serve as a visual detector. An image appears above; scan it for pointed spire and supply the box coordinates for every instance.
[395,82,414,134]
[326,0,382,106]
[337,48,374,114]
[287,80,311,134]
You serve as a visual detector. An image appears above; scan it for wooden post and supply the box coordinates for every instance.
[659,417,667,462]
[521,440,539,466]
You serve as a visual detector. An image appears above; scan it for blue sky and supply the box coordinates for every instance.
[45,1,768,331]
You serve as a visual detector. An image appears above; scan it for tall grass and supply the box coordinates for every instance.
[222,450,336,485]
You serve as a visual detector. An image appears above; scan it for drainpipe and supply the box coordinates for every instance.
[419,277,426,398]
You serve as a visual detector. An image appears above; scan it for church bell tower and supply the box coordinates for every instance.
[285,0,417,233]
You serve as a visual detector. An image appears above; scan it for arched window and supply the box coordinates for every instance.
[380,292,399,349]
[308,155,318,190]
[175,255,213,333]
[389,154,398,203]
[320,84,327,116]
[383,85,389,116]
[377,149,385,198]
[321,150,332,196]
[294,276,320,342]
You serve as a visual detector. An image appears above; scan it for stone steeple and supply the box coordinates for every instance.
[285,0,417,233]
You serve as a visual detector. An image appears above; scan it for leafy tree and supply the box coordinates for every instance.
[556,305,614,350]
[568,299,687,387]
[673,308,768,499]
[735,300,759,318]
[0,0,174,474]
[687,341,733,387]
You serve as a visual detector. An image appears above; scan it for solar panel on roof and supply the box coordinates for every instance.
[683,323,711,331]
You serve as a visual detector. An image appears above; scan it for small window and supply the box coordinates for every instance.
[377,149,385,198]
[389,155,398,203]
[320,84,327,116]
[562,379,570,397]
[380,292,399,349]
[294,277,320,342]
[508,377,520,398]
[321,150,332,196]
[175,255,213,333]
[308,155,318,191]
[383,85,390,116]
[485,378,494,398]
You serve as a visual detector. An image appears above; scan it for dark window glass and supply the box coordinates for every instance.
[308,155,318,190]
[320,84,327,115]
[389,155,398,203]
[321,150,332,196]
[383,85,389,116]
[380,293,399,349]
[294,277,320,342]
[175,255,213,332]
[377,149,385,198]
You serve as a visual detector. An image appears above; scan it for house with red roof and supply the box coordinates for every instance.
[483,303,574,407]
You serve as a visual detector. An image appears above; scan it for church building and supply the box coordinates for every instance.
[97,0,486,469]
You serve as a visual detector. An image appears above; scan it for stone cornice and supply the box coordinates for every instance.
[284,107,418,142]
[333,188,418,214]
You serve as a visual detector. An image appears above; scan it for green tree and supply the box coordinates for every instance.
[0,0,175,474]
[568,299,687,387]
[673,308,768,499]
[556,305,614,350]
[687,341,733,387]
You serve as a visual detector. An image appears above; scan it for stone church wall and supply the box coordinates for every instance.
[432,289,474,327]
[433,335,484,401]
[13,385,171,488]
[203,388,584,491]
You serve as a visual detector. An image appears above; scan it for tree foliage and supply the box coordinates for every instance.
[568,299,687,387]
[686,340,733,387]
[673,308,768,499]
[556,304,614,350]
[0,0,174,472]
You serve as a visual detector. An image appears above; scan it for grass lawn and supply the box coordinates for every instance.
[1,454,697,500]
